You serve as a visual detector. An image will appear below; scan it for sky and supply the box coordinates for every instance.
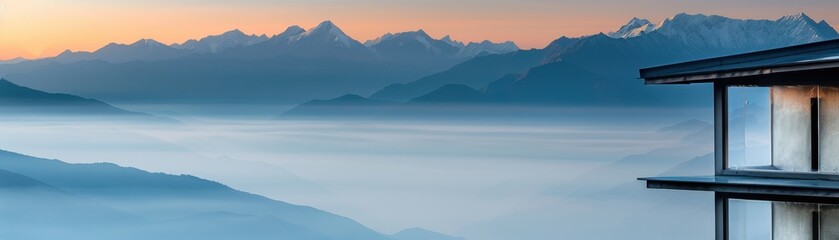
[1,0,839,60]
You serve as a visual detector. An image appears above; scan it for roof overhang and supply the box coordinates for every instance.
[640,39,839,85]
[640,175,839,200]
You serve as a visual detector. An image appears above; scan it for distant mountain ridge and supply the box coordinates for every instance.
[0,20,519,105]
[171,29,269,53]
[606,13,838,47]
[410,13,839,104]
[0,57,28,65]
[29,20,517,65]
[0,78,160,119]
[53,39,192,63]
[281,12,839,118]
[0,148,458,240]
[365,29,518,62]
[3,13,836,113]
[607,17,655,38]
[680,13,835,48]
[368,49,546,102]
[213,20,379,61]
[0,149,386,240]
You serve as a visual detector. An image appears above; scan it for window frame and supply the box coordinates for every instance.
[718,83,839,180]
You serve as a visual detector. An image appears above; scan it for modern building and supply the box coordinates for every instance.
[638,39,839,240]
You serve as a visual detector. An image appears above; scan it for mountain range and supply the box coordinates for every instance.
[41,21,516,65]
[0,78,171,122]
[1,13,836,118]
[171,29,270,54]
[0,21,517,105]
[281,13,839,118]
[364,29,518,70]
[0,149,463,240]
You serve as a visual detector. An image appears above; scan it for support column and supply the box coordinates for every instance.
[716,193,727,240]
[715,83,728,175]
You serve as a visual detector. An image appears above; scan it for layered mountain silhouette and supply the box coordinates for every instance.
[0,57,28,65]
[53,39,192,64]
[0,168,147,239]
[0,21,517,105]
[281,13,839,118]
[0,78,163,119]
[2,13,835,117]
[364,29,518,71]
[171,29,269,54]
[0,149,390,240]
[368,49,545,102]
[280,94,399,119]
[223,21,378,61]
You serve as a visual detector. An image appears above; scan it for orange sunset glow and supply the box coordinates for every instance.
[1,0,839,60]
[7,1,839,240]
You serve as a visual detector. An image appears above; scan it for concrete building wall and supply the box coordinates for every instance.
[820,205,839,239]
[773,202,816,240]
[772,86,815,172]
[820,86,839,173]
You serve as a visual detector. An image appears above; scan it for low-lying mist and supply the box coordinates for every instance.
[0,106,713,239]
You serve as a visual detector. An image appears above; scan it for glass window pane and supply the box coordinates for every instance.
[728,87,746,169]
[725,85,839,174]
[728,199,839,240]
[728,87,771,170]
[728,199,772,240]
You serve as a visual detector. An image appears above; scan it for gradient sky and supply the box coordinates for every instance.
[1,0,839,60]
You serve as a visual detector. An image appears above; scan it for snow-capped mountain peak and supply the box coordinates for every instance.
[305,20,345,37]
[606,12,839,49]
[55,38,190,64]
[364,29,517,60]
[412,31,435,51]
[650,13,839,47]
[779,12,814,22]
[91,39,168,52]
[172,29,269,53]
[364,33,394,46]
[295,20,358,47]
[607,17,656,38]
[222,29,246,37]
[363,29,438,50]
[282,25,306,35]
[440,35,465,48]
[311,20,337,31]
[416,29,428,35]
[132,39,168,48]
[455,40,519,59]
[273,25,306,42]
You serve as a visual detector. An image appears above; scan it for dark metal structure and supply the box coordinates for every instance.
[639,39,839,240]
[641,39,839,85]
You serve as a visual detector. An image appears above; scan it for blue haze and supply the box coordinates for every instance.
[0,12,833,240]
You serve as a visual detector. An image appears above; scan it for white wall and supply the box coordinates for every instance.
[772,86,815,171]
[821,205,839,239]
[773,202,815,240]
[820,86,839,173]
